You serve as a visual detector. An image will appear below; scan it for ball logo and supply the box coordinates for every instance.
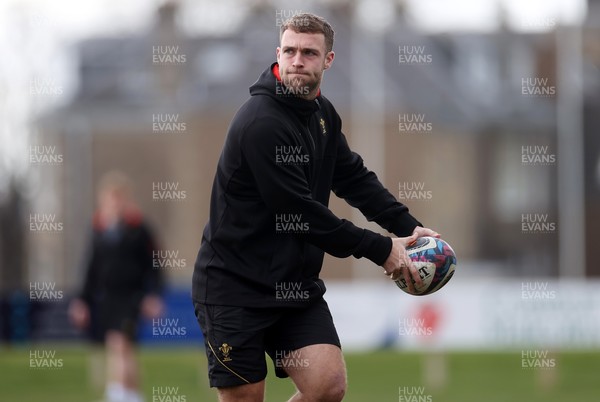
[406,237,437,254]
[396,237,456,296]
[395,265,433,289]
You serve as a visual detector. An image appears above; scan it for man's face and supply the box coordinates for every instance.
[98,188,128,223]
[276,29,334,99]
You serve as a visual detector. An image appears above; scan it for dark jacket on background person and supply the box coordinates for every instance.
[81,211,162,303]
[193,62,422,308]
[80,210,162,340]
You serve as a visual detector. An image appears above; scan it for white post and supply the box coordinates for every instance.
[556,25,586,277]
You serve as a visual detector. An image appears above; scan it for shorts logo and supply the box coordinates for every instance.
[219,343,233,362]
[319,118,327,135]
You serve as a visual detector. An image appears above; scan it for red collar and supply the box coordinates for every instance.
[272,63,282,81]
[272,63,321,97]
[93,209,143,231]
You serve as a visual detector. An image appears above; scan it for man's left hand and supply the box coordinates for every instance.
[412,226,441,239]
[141,295,164,319]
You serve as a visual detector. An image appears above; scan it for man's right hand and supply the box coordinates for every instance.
[68,298,90,330]
[382,234,422,293]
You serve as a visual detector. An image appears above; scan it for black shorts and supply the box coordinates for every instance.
[193,298,341,388]
[89,294,142,343]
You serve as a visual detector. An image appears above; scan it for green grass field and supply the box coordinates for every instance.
[1,346,599,402]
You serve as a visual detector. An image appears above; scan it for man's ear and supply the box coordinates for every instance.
[276,47,281,63]
[324,51,335,70]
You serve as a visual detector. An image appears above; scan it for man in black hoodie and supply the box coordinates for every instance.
[192,13,440,402]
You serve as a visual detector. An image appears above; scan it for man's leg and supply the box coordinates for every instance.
[194,303,278,401]
[265,298,345,401]
[105,330,143,401]
[283,344,347,402]
[216,381,265,402]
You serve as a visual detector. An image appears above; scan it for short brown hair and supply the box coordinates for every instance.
[280,13,334,53]
[98,170,133,198]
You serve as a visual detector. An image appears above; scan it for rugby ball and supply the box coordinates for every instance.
[395,236,456,296]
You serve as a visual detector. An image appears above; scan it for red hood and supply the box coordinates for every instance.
[93,207,143,231]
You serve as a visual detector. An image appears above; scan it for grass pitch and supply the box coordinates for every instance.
[0,346,598,401]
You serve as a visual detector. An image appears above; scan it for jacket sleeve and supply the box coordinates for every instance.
[80,233,98,304]
[139,223,163,296]
[332,131,422,237]
[241,117,392,266]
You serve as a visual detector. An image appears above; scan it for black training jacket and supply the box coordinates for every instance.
[81,214,162,305]
[192,62,422,307]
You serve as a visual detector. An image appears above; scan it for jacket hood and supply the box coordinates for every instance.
[93,207,143,231]
[249,62,321,118]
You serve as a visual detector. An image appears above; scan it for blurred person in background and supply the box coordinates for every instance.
[69,171,164,402]
[193,13,439,402]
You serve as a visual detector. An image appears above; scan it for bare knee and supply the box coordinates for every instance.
[286,344,347,402]
[299,371,346,402]
[321,371,346,402]
[106,331,129,354]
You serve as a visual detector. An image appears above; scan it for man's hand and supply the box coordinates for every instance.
[141,295,164,320]
[382,233,421,293]
[412,226,440,239]
[68,298,90,330]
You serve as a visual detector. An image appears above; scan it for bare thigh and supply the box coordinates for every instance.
[217,380,265,402]
[283,344,347,401]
